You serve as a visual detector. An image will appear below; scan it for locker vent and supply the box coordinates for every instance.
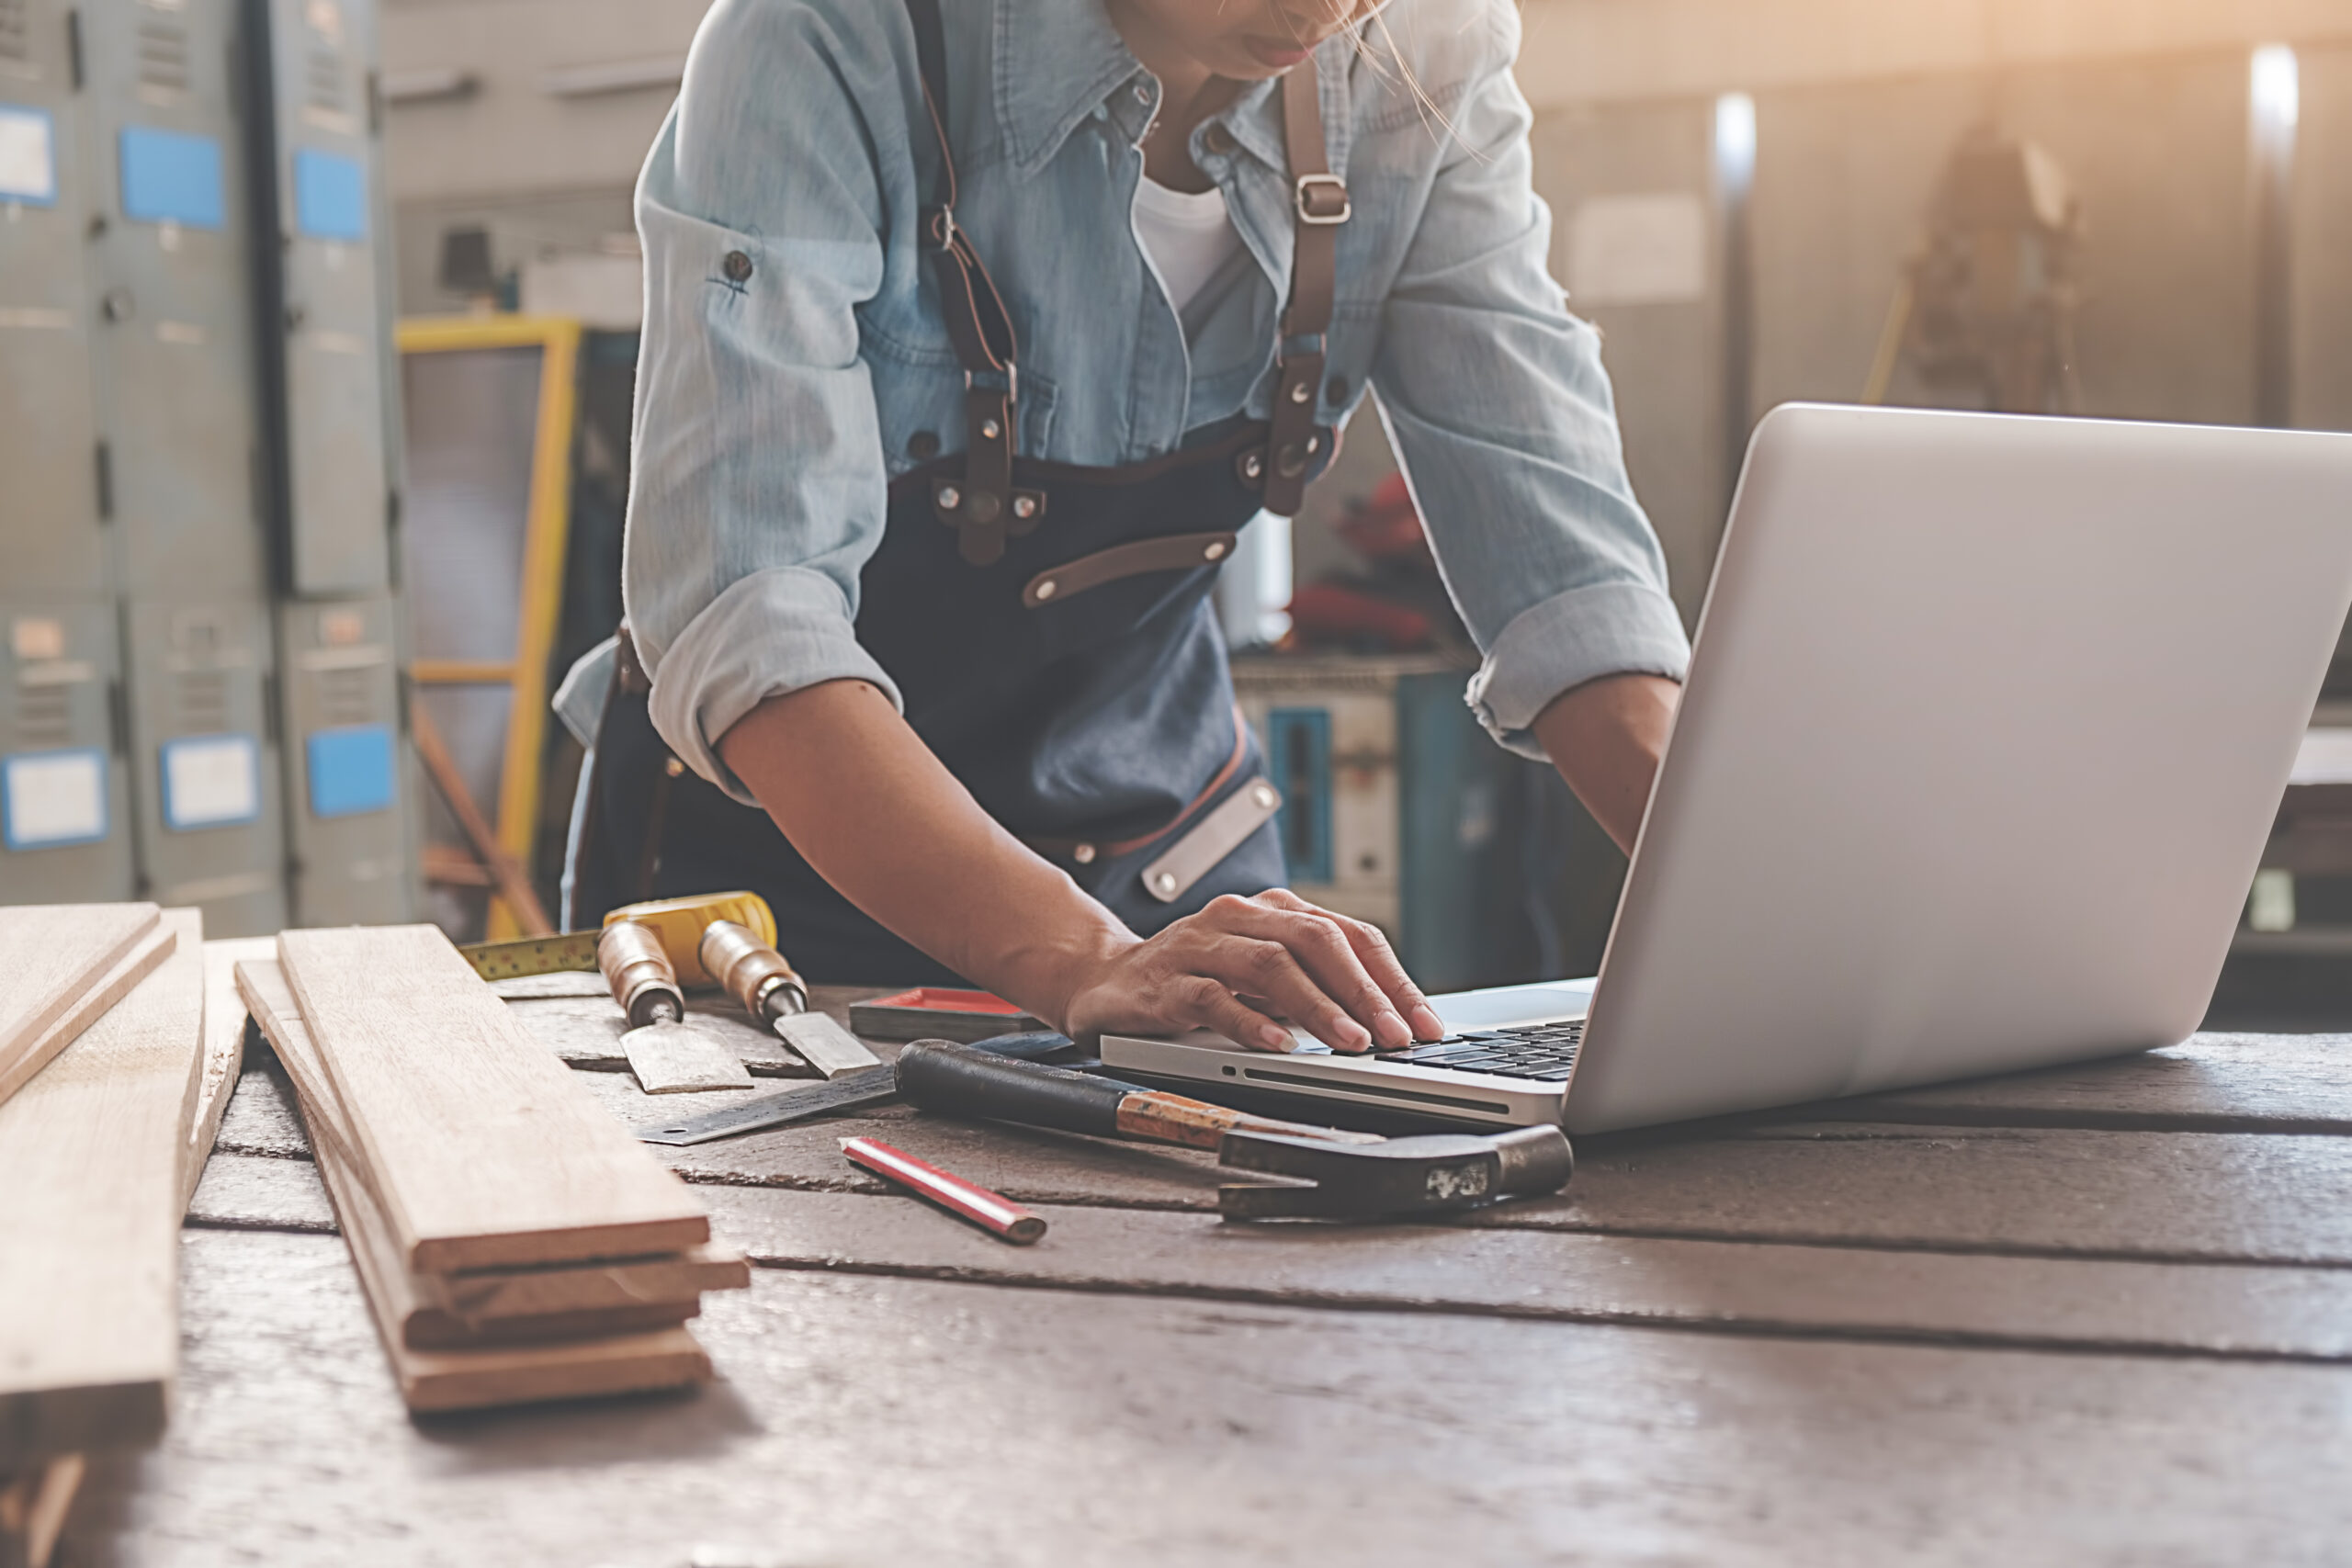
[304,46,344,115]
[15,684,72,750]
[135,17,189,91]
[318,666,370,727]
[0,0,29,65]
[176,670,229,734]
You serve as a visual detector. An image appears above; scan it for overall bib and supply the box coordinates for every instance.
[568,0,1351,984]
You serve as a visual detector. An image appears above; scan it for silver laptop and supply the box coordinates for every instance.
[1105,403,2352,1135]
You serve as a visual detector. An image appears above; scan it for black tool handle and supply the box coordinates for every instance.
[895,1039,1137,1136]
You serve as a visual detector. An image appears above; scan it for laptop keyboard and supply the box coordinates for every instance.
[1371,1021,1584,1082]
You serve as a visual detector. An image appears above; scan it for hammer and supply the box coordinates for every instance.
[1216,1125,1574,1223]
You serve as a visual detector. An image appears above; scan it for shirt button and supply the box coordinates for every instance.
[722,250,753,282]
[1201,123,1238,156]
[908,429,940,460]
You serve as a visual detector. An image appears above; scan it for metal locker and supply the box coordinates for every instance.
[81,0,286,931]
[0,603,135,902]
[277,594,411,923]
[119,598,285,931]
[247,0,391,597]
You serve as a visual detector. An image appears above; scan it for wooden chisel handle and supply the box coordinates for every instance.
[893,1039,1380,1150]
[699,919,810,1021]
[596,920,683,1029]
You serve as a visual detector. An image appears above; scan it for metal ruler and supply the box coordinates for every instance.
[637,1066,900,1145]
[458,931,603,981]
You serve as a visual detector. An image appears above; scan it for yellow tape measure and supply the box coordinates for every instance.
[458,890,779,987]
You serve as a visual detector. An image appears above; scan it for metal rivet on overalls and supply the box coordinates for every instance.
[1012,494,1037,520]
[1204,541,1227,561]
[966,489,1003,524]
[1251,783,1278,809]
[1288,379,1312,405]
[980,417,1002,442]
[665,757,685,778]
[938,484,962,511]
[1072,841,1095,864]
[1153,870,1178,895]
[722,250,753,282]
[1241,452,1264,479]
[1034,579,1057,601]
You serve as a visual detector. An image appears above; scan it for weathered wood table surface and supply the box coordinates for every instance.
[68,983,2352,1564]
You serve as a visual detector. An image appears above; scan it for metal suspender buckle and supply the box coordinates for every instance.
[923,203,957,252]
[1295,174,1351,226]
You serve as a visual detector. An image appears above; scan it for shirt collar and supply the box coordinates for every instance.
[994,0,1150,176]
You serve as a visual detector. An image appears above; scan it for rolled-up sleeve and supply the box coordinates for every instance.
[1368,7,1691,761]
[624,0,901,801]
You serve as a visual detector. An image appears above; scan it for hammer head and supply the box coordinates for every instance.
[1216,1124,1573,1222]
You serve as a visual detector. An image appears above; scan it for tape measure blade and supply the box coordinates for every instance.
[458,931,603,980]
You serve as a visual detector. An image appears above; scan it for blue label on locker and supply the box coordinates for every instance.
[293,148,366,242]
[119,126,225,230]
[307,724,394,818]
[0,105,58,207]
[3,749,108,851]
[160,734,262,830]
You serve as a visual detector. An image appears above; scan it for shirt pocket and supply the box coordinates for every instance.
[865,341,1059,477]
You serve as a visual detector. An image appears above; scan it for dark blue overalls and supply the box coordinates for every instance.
[567,0,1349,984]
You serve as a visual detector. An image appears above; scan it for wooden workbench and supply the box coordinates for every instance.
[66,985,2352,1564]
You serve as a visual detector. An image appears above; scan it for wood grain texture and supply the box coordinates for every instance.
[1821,1033,2352,1132]
[276,926,708,1271]
[0,903,158,1107]
[68,1230,2352,1567]
[237,961,736,1355]
[0,919,173,1110]
[700,1187,2352,1362]
[182,939,274,1211]
[0,910,203,1468]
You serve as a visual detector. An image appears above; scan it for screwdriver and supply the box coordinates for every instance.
[596,921,753,1094]
[698,919,883,1079]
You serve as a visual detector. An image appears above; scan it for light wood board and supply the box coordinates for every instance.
[183,938,274,1210]
[276,925,708,1271]
[0,917,173,1109]
[0,903,159,1107]
[0,910,203,1468]
[238,960,724,1369]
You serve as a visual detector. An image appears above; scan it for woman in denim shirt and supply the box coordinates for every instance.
[560,0,1690,1056]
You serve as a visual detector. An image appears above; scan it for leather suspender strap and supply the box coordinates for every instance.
[1257,57,1349,519]
[905,0,1043,565]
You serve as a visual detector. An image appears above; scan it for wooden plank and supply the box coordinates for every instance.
[276,925,709,1271]
[238,960,733,1359]
[0,903,159,1107]
[0,911,203,1468]
[183,937,275,1210]
[1815,1033,2352,1133]
[699,1187,2352,1362]
[187,1147,752,1323]
[74,1228,2352,1565]
[0,917,173,1109]
[0,1452,84,1568]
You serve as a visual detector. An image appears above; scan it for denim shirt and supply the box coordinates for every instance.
[559,0,1692,801]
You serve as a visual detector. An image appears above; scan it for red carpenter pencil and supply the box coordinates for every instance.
[839,1135,1047,1245]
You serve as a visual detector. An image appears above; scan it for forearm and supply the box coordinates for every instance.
[716,679,1134,1022]
[1531,672,1681,855]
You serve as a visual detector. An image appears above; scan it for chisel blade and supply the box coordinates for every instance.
[636,1066,899,1145]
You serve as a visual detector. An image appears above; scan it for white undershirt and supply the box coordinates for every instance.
[1133,175,1246,316]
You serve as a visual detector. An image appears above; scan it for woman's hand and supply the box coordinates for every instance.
[1055,888,1447,1055]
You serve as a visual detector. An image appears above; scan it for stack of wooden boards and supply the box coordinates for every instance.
[236,924,750,1413]
[0,902,245,1568]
